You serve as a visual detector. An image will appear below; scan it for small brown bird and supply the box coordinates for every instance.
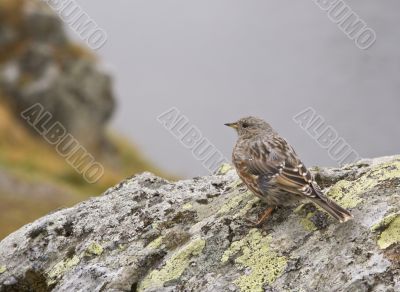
[225,116,353,225]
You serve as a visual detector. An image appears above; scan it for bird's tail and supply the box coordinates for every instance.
[310,185,353,223]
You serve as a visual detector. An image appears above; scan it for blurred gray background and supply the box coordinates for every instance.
[74,0,399,177]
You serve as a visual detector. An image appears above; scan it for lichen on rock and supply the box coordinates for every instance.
[85,242,104,256]
[375,216,400,249]
[138,238,205,291]
[47,255,80,285]
[0,156,399,291]
[371,212,399,233]
[327,180,363,208]
[300,213,318,232]
[147,236,164,250]
[328,159,400,208]
[222,229,287,292]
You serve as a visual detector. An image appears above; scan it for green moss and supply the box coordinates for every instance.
[0,266,6,274]
[139,238,205,291]
[221,229,287,292]
[86,242,104,256]
[328,160,400,208]
[376,216,400,249]
[47,255,80,285]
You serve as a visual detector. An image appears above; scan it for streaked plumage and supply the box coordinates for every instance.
[225,116,353,223]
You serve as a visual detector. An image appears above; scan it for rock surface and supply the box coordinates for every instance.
[0,0,115,150]
[1,156,400,292]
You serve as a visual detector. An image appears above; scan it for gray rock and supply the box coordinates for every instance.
[1,155,400,292]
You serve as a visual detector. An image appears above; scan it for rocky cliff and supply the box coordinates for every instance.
[0,156,399,291]
[0,0,166,239]
[0,0,113,149]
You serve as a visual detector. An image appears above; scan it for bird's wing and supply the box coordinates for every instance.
[244,136,317,199]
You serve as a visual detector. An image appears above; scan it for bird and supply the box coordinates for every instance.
[225,116,353,225]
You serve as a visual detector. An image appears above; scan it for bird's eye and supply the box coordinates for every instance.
[242,123,249,128]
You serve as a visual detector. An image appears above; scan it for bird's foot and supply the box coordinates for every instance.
[244,207,275,227]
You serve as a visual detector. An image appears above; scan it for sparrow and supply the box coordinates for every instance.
[225,116,353,225]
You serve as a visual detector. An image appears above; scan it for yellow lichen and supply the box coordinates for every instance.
[327,180,363,208]
[0,266,6,274]
[293,204,306,214]
[138,238,205,291]
[47,255,80,285]
[147,236,164,249]
[86,242,104,256]
[221,229,287,292]
[182,203,193,210]
[300,212,317,232]
[376,216,400,249]
[218,191,253,215]
[328,160,400,208]
[371,213,399,232]
[233,197,260,219]
[152,222,161,230]
[218,163,233,174]
[293,205,317,231]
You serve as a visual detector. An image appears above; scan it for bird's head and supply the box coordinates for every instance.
[225,116,272,137]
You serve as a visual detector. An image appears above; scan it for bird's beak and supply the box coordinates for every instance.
[224,122,238,129]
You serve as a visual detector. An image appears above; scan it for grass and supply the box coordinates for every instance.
[0,100,171,239]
